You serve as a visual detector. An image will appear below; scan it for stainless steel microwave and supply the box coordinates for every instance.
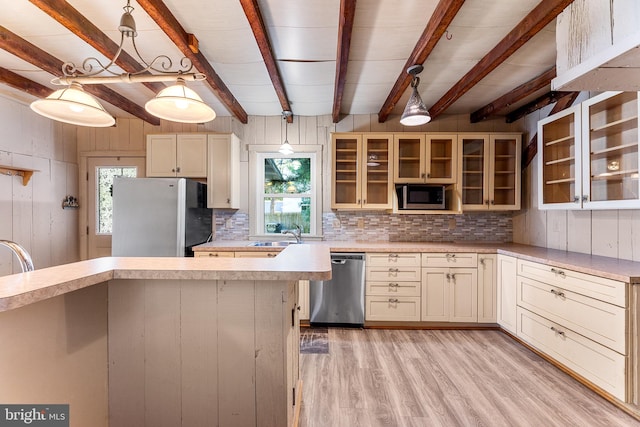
[396,184,445,210]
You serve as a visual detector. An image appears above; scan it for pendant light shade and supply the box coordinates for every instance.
[279,111,294,155]
[145,79,216,123]
[30,82,115,127]
[400,65,431,126]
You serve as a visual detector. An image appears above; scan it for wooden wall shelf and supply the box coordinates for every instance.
[0,165,38,186]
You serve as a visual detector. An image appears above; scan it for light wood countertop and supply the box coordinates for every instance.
[0,244,331,313]
[195,240,640,284]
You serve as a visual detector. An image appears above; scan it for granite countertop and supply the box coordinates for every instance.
[0,244,331,313]
[194,240,640,284]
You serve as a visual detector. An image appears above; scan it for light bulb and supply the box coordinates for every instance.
[175,99,189,110]
[69,104,85,113]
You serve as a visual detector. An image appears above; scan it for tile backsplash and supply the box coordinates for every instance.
[213,211,512,242]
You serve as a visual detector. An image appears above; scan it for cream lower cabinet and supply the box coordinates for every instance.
[477,254,497,323]
[497,254,518,334]
[421,253,478,322]
[515,259,628,401]
[365,253,421,321]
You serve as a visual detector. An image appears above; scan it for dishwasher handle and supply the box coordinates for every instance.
[331,259,347,265]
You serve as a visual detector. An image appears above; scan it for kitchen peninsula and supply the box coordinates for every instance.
[0,245,331,427]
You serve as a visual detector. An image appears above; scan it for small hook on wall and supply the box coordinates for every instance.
[445,30,453,40]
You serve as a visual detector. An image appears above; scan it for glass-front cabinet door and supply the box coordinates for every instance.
[425,134,457,183]
[490,134,521,210]
[331,134,362,209]
[460,135,489,210]
[394,134,425,182]
[582,91,640,209]
[362,134,393,209]
[538,105,582,209]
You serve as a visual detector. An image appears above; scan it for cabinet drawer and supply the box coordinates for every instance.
[234,251,278,258]
[516,307,626,401]
[366,266,421,282]
[421,253,477,268]
[517,276,626,354]
[194,251,234,258]
[366,281,421,297]
[365,296,421,321]
[517,259,626,307]
[366,253,421,267]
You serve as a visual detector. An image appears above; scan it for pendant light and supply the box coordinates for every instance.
[279,111,294,155]
[29,0,215,127]
[400,65,431,126]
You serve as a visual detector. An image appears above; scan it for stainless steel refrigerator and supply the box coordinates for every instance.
[112,177,212,257]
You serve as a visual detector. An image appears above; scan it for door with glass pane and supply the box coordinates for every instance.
[490,135,521,210]
[394,134,425,182]
[87,157,146,259]
[425,134,457,183]
[460,135,489,210]
[332,134,362,208]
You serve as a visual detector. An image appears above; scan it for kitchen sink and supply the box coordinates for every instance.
[248,241,299,247]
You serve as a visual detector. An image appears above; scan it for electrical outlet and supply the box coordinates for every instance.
[332,219,341,228]
[357,218,364,229]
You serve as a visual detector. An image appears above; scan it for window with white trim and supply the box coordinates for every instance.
[249,146,322,238]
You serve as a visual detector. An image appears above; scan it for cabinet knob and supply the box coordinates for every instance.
[582,195,588,202]
[427,173,431,178]
[446,273,451,280]
[421,173,426,179]
[363,200,367,204]
[226,198,230,204]
[574,196,580,203]
[267,253,276,258]
[388,253,399,258]
[389,283,399,288]
[176,166,181,173]
[208,253,219,257]
[388,268,399,273]
[388,298,399,303]
[485,200,490,205]
[479,258,485,266]
[172,168,176,173]
[450,273,456,280]
[490,200,495,205]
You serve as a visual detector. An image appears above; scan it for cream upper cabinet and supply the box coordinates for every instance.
[497,254,518,334]
[146,134,208,177]
[460,134,521,210]
[207,133,240,209]
[331,133,393,210]
[539,91,640,210]
[394,133,457,184]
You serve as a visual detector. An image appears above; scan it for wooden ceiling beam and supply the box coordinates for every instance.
[0,26,160,125]
[506,91,568,123]
[428,0,576,120]
[332,0,357,123]
[28,0,164,94]
[0,66,52,98]
[378,0,465,123]
[239,0,292,123]
[470,66,556,123]
[137,0,248,124]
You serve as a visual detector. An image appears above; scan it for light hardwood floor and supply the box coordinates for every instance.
[299,329,640,427]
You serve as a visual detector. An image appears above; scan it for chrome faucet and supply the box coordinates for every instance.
[0,240,34,272]
[281,225,302,243]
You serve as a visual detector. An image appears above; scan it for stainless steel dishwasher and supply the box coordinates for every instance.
[310,253,365,326]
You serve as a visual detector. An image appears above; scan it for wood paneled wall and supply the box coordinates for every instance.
[513,93,640,262]
[0,94,79,275]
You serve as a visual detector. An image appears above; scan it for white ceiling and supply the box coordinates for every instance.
[0,0,559,122]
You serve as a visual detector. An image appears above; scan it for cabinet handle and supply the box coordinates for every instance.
[208,253,219,257]
[550,289,565,298]
[479,258,485,266]
[574,196,580,203]
[427,173,431,178]
[389,283,399,288]
[172,168,176,173]
[490,200,495,205]
[267,253,276,258]
[176,166,181,173]
[226,198,230,204]
[388,253,399,258]
[357,199,361,205]
[363,199,367,204]
[446,273,451,280]
[550,326,565,336]
[450,273,456,280]
[388,298,399,303]
[445,253,456,259]
[582,195,588,202]
[421,173,426,178]
[388,268,399,273]
[550,268,565,277]
[485,200,490,205]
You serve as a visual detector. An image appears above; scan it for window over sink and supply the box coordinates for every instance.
[249,145,322,239]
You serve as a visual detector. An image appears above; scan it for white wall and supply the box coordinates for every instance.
[513,93,640,262]
[0,95,79,275]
